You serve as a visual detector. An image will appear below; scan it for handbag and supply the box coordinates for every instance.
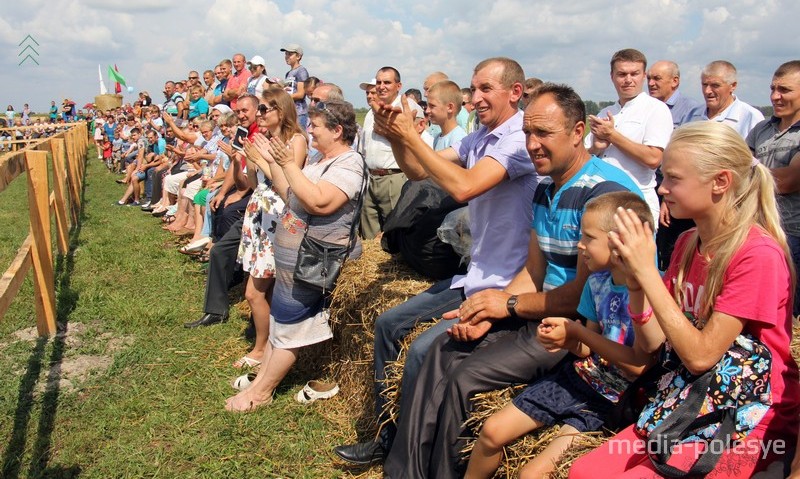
[293,154,367,295]
[634,333,772,477]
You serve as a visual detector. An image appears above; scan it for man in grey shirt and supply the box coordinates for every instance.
[747,60,800,315]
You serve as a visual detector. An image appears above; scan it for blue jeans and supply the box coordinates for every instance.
[145,167,156,199]
[372,279,464,447]
[201,189,218,237]
[787,235,800,316]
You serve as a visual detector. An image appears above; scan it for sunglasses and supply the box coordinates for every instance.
[188,76,199,80]
[258,104,277,115]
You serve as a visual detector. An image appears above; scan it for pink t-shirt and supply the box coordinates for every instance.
[226,68,252,110]
[664,227,800,441]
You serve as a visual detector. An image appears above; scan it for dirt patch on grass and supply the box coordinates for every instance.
[7,321,134,395]
[37,355,114,395]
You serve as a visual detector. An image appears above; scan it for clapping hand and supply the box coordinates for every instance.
[607,207,656,280]
[251,133,275,164]
[371,94,416,142]
[266,136,293,167]
[588,112,615,140]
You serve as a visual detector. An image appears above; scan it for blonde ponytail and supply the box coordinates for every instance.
[668,122,795,323]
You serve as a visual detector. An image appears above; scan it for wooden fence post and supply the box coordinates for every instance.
[64,132,81,223]
[51,138,70,254]
[25,150,57,336]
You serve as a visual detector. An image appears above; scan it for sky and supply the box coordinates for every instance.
[1,0,797,114]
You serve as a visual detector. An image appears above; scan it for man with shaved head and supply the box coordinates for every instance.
[647,60,702,127]
[222,53,251,110]
[696,60,764,137]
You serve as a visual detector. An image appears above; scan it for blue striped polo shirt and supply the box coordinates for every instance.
[533,156,643,291]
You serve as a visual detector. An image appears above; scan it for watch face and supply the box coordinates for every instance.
[507,296,518,313]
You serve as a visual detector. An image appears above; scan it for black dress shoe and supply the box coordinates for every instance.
[184,313,228,328]
[333,440,386,465]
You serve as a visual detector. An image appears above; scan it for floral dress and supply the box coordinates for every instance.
[236,180,283,278]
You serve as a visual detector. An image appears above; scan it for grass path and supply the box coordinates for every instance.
[0,149,368,478]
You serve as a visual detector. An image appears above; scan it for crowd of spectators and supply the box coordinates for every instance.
[87,44,800,478]
[0,101,81,151]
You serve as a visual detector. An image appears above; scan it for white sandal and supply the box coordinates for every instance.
[183,237,211,252]
[295,380,340,404]
[231,372,257,391]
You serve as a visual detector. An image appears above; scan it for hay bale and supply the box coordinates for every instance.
[463,385,610,478]
[94,94,122,111]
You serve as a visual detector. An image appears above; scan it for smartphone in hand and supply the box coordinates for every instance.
[232,126,248,151]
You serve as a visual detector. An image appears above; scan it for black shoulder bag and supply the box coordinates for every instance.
[293,154,368,295]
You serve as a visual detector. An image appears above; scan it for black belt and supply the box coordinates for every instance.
[369,168,403,177]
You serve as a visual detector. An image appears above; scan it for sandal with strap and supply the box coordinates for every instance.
[231,372,258,391]
[232,355,262,369]
[295,380,340,404]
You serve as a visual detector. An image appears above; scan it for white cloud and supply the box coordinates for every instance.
[0,0,797,113]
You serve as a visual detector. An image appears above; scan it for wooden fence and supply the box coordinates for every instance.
[0,123,88,337]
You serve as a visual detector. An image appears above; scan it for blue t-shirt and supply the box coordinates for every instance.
[149,137,166,155]
[532,156,643,290]
[432,125,468,152]
[103,122,116,139]
[574,270,636,403]
[189,98,209,119]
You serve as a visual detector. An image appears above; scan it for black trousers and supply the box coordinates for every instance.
[383,320,567,479]
[202,217,244,316]
[212,192,250,242]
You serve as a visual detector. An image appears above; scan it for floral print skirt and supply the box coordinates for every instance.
[237,184,283,278]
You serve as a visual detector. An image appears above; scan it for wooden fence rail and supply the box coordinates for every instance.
[0,123,88,336]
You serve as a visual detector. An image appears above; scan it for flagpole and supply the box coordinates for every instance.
[98,64,108,95]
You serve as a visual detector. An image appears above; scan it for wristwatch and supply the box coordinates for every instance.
[506,295,519,318]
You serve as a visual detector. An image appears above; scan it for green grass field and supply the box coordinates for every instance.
[0,148,375,478]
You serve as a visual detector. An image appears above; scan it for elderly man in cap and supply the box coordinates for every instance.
[360,78,378,105]
[280,43,310,129]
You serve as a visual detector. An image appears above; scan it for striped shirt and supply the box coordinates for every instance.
[532,156,643,291]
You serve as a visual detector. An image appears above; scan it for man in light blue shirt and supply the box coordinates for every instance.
[335,57,536,466]
[647,60,703,127]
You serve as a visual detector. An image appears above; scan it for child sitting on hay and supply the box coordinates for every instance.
[464,192,659,479]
